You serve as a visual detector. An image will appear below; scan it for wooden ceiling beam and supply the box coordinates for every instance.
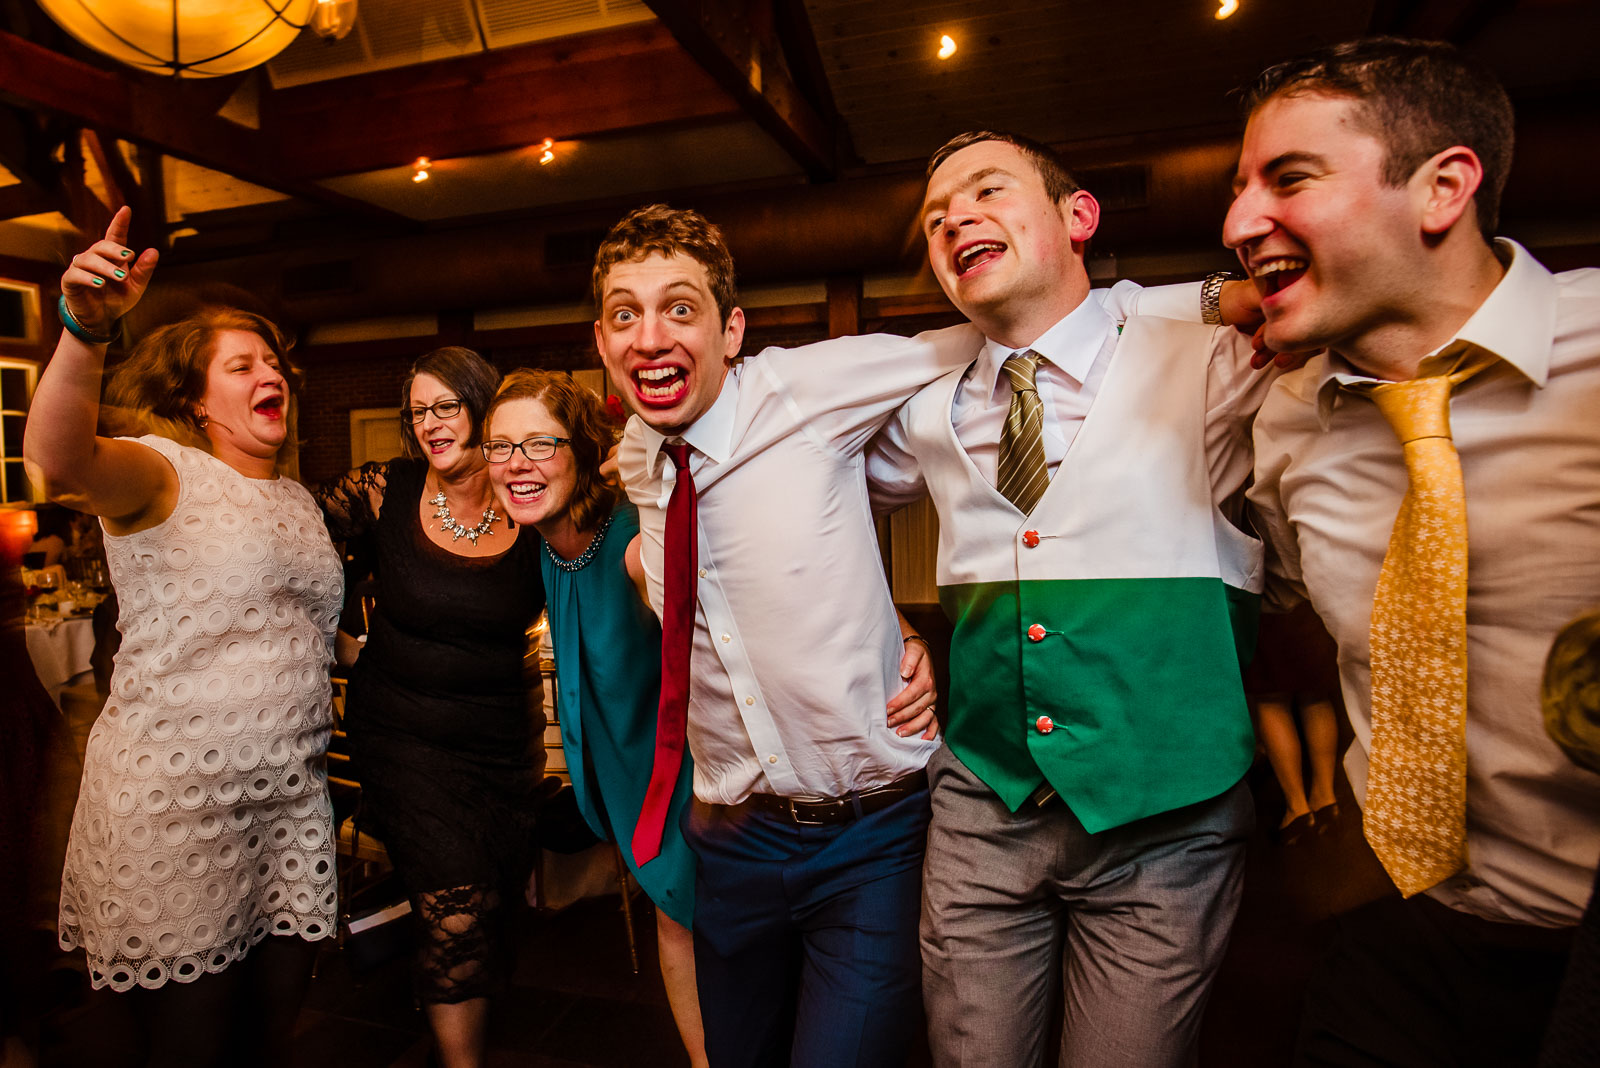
[0,181,63,221]
[643,0,838,180]
[0,29,414,226]
[258,23,743,181]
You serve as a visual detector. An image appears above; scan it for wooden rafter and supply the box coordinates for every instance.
[257,23,742,181]
[0,182,62,221]
[643,0,838,180]
[0,29,413,226]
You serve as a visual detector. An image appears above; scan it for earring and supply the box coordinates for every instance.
[196,411,209,428]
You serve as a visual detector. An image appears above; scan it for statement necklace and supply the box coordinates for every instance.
[430,490,499,545]
[544,512,614,573]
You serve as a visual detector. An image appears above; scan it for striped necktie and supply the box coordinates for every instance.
[1345,344,1493,897]
[997,350,1048,514]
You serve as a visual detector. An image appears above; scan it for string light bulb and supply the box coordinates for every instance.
[412,156,431,183]
[937,34,957,60]
[1215,0,1238,19]
[538,138,555,165]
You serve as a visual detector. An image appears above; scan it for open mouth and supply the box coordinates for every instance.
[427,436,454,455]
[505,480,547,507]
[634,365,688,405]
[956,241,1007,277]
[254,395,284,419]
[1251,256,1309,298]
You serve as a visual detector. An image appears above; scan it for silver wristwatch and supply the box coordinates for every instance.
[1201,271,1234,326]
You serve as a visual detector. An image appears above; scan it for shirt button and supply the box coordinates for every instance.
[1036,716,1054,734]
[745,696,755,706]
[721,633,731,643]
[1027,623,1046,642]
[1022,530,1040,548]
[698,568,707,578]
[767,755,778,764]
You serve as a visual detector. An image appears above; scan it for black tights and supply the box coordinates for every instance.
[93,934,320,1068]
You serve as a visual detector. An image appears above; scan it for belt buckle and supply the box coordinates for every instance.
[786,797,831,826]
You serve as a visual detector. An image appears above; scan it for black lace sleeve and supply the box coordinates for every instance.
[314,460,389,542]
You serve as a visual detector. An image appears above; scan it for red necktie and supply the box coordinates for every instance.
[632,443,697,864]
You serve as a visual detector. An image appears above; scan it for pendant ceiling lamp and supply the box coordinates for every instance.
[36,0,327,78]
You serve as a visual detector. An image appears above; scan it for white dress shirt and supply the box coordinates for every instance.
[618,326,982,805]
[868,281,1270,516]
[1250,241,1600,927]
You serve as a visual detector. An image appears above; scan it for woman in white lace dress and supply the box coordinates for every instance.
[23,208,343,1066]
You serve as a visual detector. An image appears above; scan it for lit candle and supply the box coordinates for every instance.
[0,508,38,570]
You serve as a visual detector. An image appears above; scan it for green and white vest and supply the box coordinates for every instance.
[902,315,1262,831]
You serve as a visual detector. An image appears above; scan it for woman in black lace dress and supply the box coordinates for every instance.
[316,347,545,1068]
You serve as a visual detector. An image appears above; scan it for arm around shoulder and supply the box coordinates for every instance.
[624,533,650,606]
[314,461,390,542]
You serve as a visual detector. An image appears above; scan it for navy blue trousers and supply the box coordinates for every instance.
[683,788,931,1068]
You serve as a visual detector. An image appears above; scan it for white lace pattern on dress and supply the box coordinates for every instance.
[58,436,344,991]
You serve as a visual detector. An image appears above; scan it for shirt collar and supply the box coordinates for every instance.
[636,363,741,473]
[972,296,1115,399]
[1311,238,1557,427]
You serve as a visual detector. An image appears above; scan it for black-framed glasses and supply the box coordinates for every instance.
[481,436,571,463]
[403,398,463,423]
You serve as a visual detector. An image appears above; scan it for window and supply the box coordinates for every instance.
[0,358,37,504]
[0,280,42,345]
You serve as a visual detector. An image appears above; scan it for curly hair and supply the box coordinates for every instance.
[592,204,737,325]
[1240,36,1513,238]
[104,306,303,477]
[483,369,619,535]
[399,347,502,461]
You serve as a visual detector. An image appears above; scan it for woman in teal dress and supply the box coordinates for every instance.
[481,369,704,1066]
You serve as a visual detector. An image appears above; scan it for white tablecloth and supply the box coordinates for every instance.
[25,615,96,706]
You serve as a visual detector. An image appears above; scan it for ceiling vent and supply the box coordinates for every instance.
[267,0,654,87]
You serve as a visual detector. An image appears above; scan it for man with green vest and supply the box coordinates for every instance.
[868,131,1272,1066]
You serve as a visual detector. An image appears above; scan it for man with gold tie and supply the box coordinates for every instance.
[1228,37,1600,1065]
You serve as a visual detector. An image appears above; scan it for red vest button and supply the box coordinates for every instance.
[1036,716,1054,734]
[1027,623,1046,642]
[1022,530,1040,548]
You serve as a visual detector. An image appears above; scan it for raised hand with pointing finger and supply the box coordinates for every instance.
[58,205,160,344]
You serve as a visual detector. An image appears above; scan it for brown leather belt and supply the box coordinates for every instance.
[732,769,928,826]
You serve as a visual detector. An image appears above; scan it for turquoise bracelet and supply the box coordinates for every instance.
[58,293,117,346]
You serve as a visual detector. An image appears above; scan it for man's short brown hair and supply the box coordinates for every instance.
[592,204,738,325]
[1241,36,1514,238]
[926,131,1082,205]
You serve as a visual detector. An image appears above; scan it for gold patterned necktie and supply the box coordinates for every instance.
[997,350,1049,513]
[1346,345,1493,897]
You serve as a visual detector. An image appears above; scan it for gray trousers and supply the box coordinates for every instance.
[920,746,1252,1068]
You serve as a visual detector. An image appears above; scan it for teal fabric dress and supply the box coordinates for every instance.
[540,501,695,927]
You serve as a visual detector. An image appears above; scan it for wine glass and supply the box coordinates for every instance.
[34,568,59,618]
[84,558,109,596]
[22,568,40,622]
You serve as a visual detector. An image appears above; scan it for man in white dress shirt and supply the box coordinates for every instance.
[867,132,1273,1067]
[1228,37,1600,1064]
[594,204,976,1067]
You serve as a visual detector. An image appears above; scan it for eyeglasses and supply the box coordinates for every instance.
[481,436,571,463]
[403,398,463,423]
